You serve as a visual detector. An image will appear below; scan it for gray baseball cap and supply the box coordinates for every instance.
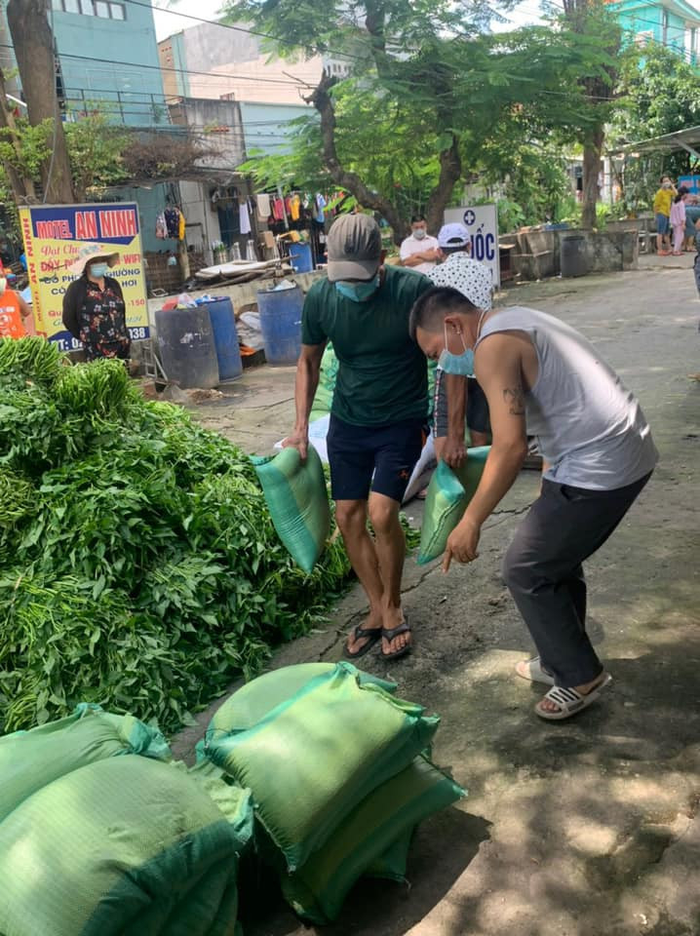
[327,214,381,282]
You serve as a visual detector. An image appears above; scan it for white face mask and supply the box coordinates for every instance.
[413,228,427,240]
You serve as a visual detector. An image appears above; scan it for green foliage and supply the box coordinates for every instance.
[610,43,700,211]
[0,339,358,735]
[230,0,627,229]
[64,114,129,200]
[0,117,53,183]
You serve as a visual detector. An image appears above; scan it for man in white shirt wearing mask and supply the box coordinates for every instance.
[429,223,493,467]
[400,215,440,275]
[410,286,658,722]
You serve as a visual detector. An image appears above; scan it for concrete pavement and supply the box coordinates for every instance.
[186,265,700,936]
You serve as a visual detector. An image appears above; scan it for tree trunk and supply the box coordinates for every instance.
[308,74,409,242]
[581,126,604,229]
[425,137,462,235]
[0,68,37,203]
[7,0,75,204]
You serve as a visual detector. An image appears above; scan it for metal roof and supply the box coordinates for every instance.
[610,125,700,158]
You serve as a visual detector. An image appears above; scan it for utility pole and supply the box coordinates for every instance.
[6,0,75,204]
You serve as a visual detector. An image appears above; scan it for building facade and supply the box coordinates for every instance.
[0,0,168,126]
[157,19,324,156]
[610,0,700,66]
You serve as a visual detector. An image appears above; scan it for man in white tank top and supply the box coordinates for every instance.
[410,284,657,721]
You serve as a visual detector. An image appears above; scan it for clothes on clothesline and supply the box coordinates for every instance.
[256,193,271,221]
[156,207,186,240]
[239,200,251,235]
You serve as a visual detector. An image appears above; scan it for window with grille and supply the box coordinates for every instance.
[53,0,126,17]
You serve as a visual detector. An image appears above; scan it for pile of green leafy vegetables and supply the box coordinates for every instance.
[0,338,364,735]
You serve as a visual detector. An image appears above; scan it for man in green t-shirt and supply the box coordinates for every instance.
[284,214,432,661]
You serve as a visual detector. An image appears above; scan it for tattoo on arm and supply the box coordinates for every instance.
[503,386,525,415]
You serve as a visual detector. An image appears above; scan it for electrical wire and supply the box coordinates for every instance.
[0,43,314,88]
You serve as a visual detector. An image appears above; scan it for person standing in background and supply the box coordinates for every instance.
[400,216,440,275]
[653,176,676,256]
[62,244,130,361]
[0,264,31,339]
[670,189,689,257]
[428,223,493,467]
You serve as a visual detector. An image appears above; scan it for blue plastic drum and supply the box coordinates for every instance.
[288,243,313,273]
[256,285,303,366]
[206,297,243,381]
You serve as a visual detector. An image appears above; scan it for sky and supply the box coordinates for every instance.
[151,0,545,42]
[152,0,228,40]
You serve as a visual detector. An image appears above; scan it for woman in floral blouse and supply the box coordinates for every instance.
[63,244,131,361]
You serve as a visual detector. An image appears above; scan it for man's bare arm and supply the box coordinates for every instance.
[462,334,529,526]
[283,342,325,460]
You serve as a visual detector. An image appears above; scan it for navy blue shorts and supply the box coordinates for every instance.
[327,415,424,503]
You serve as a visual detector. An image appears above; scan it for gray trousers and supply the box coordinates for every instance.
[502,472,652,687]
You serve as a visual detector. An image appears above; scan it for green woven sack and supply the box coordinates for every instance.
[252,444,330,574]
[309,343,338,421]
[0,703,171,824]
[197,662,397,761]
[207,662,439,871]
[417,446,490,565]
[280,755,465,924]
[0,756,253,936]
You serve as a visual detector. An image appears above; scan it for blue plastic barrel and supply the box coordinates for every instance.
[257,285,303,366]
[206,297,243,381]
[155,306,219,389]
[288,243,313,273]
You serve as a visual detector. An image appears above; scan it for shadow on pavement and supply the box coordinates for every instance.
[240,807,491,936]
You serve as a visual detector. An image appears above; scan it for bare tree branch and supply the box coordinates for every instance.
[426,136,462,234]
[306,72,408,241]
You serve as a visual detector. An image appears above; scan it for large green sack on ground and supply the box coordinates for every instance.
[0,702,171,824]
[309,343,339,421]
[279,754,465,924]
[197,662,397,759]
[417,446,491,565]
[252,444,330,574]
[0,756,253,936]
[207,662,439,871]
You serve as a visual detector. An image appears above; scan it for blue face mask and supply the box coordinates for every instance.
[335,274,380,303]
[438,323,474,376]
[88,262,109,279]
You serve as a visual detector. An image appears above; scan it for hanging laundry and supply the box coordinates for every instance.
[273,198,285,222]
[239,200,252,235]
[164,206,181,239]
[178,210,186,241]
[257,193,272,221]
[290,194,301,222]
[314,194,327,224]
[155,212,168,240]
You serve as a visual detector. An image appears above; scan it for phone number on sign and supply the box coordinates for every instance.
[53,327,149,352]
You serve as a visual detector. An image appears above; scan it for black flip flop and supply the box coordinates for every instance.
[381,619,412,661]
[343,624,382,660]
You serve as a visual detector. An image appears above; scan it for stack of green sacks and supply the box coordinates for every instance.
[201,662,465,925]
[0,704,253,936]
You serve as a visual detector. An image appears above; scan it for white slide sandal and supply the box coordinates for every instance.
[515,656,555,686]
[535,673,613,721]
